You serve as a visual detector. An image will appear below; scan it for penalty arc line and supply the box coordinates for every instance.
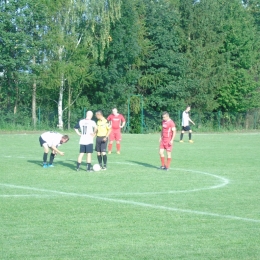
[1,183,260,224]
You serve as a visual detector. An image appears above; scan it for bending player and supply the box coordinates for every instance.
[74,111,97,172]
[39,131,69,168]
[107,108,125,154]
[159,111,176,171]
[95,110,111,170]
[180,105,195,143]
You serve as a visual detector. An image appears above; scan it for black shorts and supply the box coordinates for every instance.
[39,136,46,147]
[182,126,191,131]
[80,144,93,153]
[95,136,108,153]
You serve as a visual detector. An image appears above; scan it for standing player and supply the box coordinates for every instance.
[39,131,69,168]
[74,111,97,172]
[180,106,195,143]
[95,110,111,170]
[107,108,126,154]
[159,112,176,171]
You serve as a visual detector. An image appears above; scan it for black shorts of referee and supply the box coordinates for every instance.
[95,136,108,153]
[80,144,93,153]
[182,126,191,132]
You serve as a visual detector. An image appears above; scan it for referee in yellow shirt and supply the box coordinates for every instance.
[95,110,111,170]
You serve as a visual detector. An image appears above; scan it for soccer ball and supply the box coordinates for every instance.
[93,164,101,172]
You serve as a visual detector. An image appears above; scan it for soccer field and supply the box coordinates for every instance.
[1,132,260,259]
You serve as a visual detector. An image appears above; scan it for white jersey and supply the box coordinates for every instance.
[182,111,190,127]
[41,131,63,147]
[75,119,97,145]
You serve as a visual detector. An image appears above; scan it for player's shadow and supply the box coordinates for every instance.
[127,160,157,169]
[27,160,43,167]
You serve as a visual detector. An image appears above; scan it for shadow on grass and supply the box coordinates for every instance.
[27,160,76,170]
[127,160,157,169]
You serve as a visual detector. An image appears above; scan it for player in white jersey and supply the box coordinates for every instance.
[74,111,97,172]
[180,106,195,143]
[39,131,69,168]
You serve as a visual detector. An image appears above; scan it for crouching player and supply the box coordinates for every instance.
[74,111,97,172]
[39,131,69,168]
[159,112,176,171]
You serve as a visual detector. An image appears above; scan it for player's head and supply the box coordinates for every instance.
[95,110,103,119]
[112,107,118,115]
[60,135,69,144]
[162,111,169,120]
[186,106,191,112]
[86,111,93,119]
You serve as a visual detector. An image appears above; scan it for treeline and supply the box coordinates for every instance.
[0,0,260,130]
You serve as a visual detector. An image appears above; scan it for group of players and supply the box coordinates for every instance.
[39,106,195,171]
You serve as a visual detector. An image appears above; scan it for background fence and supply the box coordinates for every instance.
[0,106,260,132]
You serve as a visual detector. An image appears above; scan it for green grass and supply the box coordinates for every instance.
[1,132,260,259]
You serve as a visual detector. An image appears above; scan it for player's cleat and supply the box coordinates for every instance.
[43,163,48,168]
[189,140,194,143]
[48,164,54,168]
[102,165,107,171]
[179,140,184,143]
[87,169,94,172]
[158,166,166,170]
[163,167,169,171]
[76,168,80,172]
[116,151,120,155]
[108,151,112,154]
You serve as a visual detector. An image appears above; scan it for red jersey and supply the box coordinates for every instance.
[162,119,175,139]
[107,114,125,130]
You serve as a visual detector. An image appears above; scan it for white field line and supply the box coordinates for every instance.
[90,165,230,196]
[1,183,259,223]
[0,194,58,198]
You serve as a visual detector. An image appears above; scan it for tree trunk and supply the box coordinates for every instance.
[57,46,64,130]
[67,85,71,130]
[58,73,64,130]
[32,56,37,128]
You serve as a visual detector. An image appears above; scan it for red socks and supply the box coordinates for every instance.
[116,143,120,152]
[160,157,165,167]
[166,158,171,169]
[108,144,112,152]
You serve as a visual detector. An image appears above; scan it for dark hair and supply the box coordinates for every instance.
[162,111,169,116]
[62,135,69,141]
[96,110,103,116]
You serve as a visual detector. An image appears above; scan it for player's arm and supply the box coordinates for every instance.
[189,118,195,125]
[50,145,65,156]
[120,121,126,128]
[92,126,98,137]
[170,127,176,144]
[74,128,81,136]
[74,121,81,136]
[103,125,112,142]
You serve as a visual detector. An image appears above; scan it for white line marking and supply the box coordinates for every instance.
[1,183,259,223]
[0,194,58,198]
[90,166,230,196]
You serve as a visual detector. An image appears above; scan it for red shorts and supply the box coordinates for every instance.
[109,129,122,141]
[160,139,173,152]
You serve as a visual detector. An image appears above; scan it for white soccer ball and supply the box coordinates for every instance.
[93,164,101,172]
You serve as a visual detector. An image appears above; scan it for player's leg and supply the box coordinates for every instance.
[101,139,108,170]
[115,131,122,154]
[86,144,93,171]
[188,129,194,143]
[77,145,86,171]
[159,143,166,169]
[180,128,185,142]
[108,131,115,154]
[48,149,56,167]
[96,137,103,167]
[165,151,172,170]
[42,143,49,168]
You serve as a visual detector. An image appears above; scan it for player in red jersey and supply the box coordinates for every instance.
[107,108,126,154]
[159,111,176,171]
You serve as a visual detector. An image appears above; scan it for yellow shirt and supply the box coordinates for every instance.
[97,118,110,137]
